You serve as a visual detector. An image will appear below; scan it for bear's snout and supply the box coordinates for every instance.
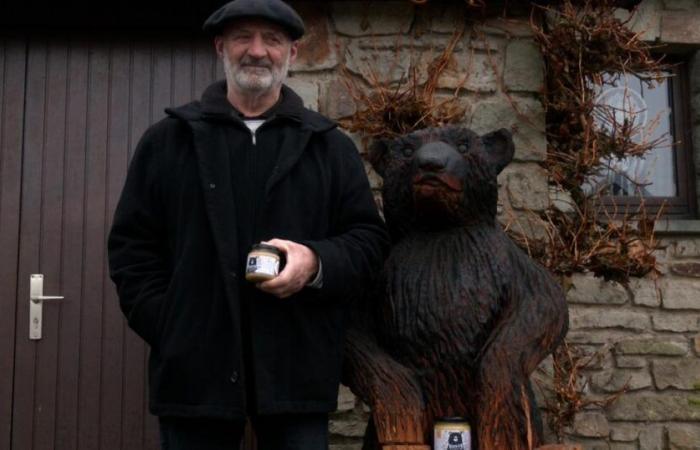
[414,141,462,173]
[412,142,467,194]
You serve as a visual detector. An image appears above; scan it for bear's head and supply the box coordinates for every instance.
[370,126,514,238]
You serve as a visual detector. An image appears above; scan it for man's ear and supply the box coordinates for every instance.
[368,139,392,178]
[289,41,299,64]
[481,128,515,174]
[214,36,225,59]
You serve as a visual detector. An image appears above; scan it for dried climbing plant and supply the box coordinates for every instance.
[535,342,628,441]
[339,30,468,145]
[513,0,670,283]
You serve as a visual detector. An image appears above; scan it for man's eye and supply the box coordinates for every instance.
[402,147,414,157]
[263,34,283,45]
[457,144,467,153]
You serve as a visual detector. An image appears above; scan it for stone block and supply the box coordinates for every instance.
[343,37,421,85]
[417,2,469,34]
[661,11,700,45]
[607,393,700,421]
[331,1,414,36]
[285,77,319,111]
[567,330,631,345]
[504,40,544,92]
[567,274,629,305]
[652,313,700,332]
[652,358,700,390]
[609,444,636,450]
[662,0,699,10]
[437,51,501,93]
[662,279,700,310]
[671,239,700,258]
[670,262,700,278]
[329,418,367,437]
[550,185,575,213]
[610,425,639,442]
[615,336,688,356]
[499,208,549,242]
[330,445,362,450]
[638,425,664,450]
[668,424,700,450]
[629,277,661,307]
[592,368,652,393]
[292,4,339,72]
[570,309,649,331]
[563,440,609,450]
[695,333,700,354]
[502,163,549,211]
[615,0,662,42]
[337,384,356,412]
[481,17,534,38]
[571,411,610,438]
[536,446,582,450]
[321,79,356,120]
[615,356,647,369]
[468,95,546,162]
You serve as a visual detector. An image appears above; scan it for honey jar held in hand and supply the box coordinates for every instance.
[245,243,283,282]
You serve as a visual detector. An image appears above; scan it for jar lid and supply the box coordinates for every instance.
[435,417,467,423]
[251,243,282,256]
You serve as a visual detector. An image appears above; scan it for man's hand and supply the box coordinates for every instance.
[256,238,319,299]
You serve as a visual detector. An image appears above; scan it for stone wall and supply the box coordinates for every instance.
[285,1,700,449]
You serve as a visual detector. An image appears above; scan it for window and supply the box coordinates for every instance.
[586,60,696,218]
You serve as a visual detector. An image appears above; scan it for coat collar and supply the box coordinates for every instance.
[165,80,337,133]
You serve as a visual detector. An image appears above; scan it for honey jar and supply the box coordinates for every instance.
[245,243,283,282]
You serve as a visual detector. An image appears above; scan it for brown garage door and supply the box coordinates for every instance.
[0,32,249,450]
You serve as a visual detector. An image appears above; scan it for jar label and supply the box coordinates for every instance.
[434,427,471,450]
[246,254,279,277]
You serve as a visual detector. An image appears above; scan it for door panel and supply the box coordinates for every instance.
[9,33,222,450]
[0,36,27,450]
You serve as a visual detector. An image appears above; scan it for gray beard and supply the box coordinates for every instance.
[223,52,290,95]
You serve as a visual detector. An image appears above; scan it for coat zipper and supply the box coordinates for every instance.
[246,119,272,146]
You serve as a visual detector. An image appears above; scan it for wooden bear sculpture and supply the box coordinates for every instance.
[343,126,569,450]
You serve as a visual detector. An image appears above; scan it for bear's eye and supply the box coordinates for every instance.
[457,144,468,154]
[402,147,414,157]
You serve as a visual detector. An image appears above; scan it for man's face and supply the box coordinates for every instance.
[215,19,298,94]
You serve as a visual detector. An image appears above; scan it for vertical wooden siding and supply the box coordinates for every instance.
[0,36,27,450]
[9,33,221,450]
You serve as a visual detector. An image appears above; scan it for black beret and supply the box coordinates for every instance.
[203,0,305,40]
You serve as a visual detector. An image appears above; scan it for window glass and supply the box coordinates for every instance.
[586,73,675,197]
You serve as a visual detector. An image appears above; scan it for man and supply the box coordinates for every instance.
[107,0,389,448]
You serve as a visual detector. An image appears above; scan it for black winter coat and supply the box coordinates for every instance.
[108,82,389,419]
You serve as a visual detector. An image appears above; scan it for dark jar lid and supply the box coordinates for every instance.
[435,417,467,423]
[250,243,282,257]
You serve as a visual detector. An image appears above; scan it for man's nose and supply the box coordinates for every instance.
[247,35,267,59]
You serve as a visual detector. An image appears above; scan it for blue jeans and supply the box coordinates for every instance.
[159,413,329,450]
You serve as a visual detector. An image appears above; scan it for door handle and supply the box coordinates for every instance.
[29,274,65,340]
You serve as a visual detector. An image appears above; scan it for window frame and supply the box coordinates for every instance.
[599,58,697,219]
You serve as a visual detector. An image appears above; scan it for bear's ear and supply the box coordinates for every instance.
[368,138,392,178]
[481,128,514,174]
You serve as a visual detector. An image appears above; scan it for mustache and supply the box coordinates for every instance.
[238,57,272,69]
